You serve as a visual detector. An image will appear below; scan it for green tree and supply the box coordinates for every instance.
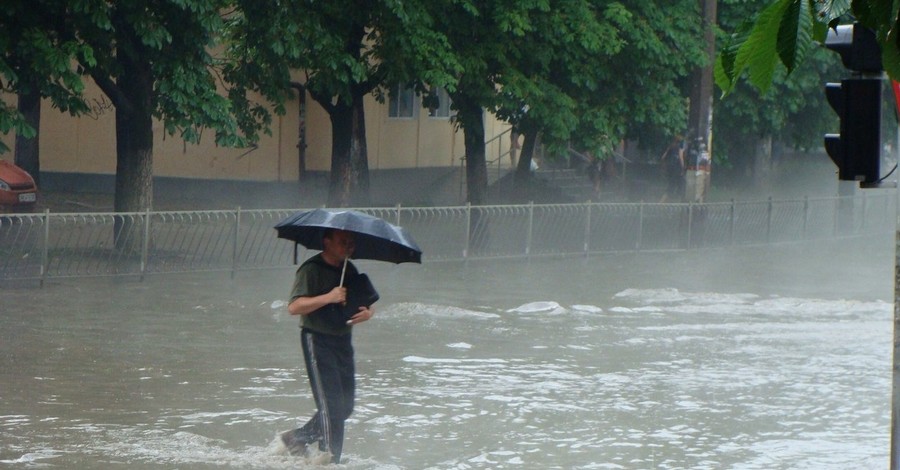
[433,0,705,204]
[714,0,843,190]
[489,0,620,188]
[506,0,704,203]
[586,0,705,155]
[431,0,597,204]
[74,1,256,215]
[3,1,261,227]
[427,0,522,206]
[226,0,458,207]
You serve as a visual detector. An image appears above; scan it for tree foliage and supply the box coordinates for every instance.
[715,0,899,93]
[714,47,843,164]
[584,0,705,153]
[491,0,616,146]
[77,1,255,147]
[0,0,95,152]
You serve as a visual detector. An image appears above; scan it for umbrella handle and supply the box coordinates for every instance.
[339,257,348,287]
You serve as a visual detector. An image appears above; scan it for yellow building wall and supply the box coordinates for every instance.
[4,80,512,180]
[373,100,420,169]
[418,116,462,167]
[15,91,118,175]
[303,94,334,172]
[152,99,301,182]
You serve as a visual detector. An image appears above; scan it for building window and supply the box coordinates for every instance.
[388,84,417,119]
[428,87,453,118]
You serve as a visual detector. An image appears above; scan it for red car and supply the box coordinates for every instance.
[0,159,38,213]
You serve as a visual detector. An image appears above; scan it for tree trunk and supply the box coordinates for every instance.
[114,107,153,213]
[14,86,41,186]
[453,98,489,252]
[457,99,487,205]
[326,97,370,207]
[512,127,539,199]
[112,55,154,251]
[515,128,538,177]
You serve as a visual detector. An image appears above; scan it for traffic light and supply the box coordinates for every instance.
[823,24,883,186]
[824,78,882,183]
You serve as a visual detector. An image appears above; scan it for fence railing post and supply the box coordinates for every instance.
[861,191,868,233]
[833,196,839,238]
[525,201,534,256]
[464,203,471,258]
[729,199,736,246]
[141,208,151,281]
[395,203,402,226]
[687,202,694,249]
[636,201,644,251]
[766,197,773,243]
[40,209,50,287]
[232,206,241,279]
[584,201,592,254]
[803,196,809,240]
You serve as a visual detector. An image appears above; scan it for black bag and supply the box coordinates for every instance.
[329,273,379,325]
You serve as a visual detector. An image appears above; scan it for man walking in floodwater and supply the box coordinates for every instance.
[281,229,374,464]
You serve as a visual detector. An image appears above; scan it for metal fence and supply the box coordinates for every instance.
[1,193,895,283]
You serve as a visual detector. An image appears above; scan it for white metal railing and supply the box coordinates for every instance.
[0,194,893,284]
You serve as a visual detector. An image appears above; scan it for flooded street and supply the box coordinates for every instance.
[1,237,894,469]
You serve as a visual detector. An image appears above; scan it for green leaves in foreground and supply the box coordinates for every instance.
[716,0,824,95]
[717,0,900,95]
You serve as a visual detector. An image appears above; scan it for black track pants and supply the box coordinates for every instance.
[289,328,355,463]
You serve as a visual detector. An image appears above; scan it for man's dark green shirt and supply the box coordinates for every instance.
[290,253,358,336]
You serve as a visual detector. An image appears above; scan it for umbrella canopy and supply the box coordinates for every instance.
[274,208,422,264]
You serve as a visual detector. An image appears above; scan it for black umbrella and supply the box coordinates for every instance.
[274,208,423,264]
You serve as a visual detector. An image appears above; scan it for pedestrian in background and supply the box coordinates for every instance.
[660,136,685,202]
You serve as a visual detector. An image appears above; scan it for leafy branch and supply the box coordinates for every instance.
[715,0,900,95]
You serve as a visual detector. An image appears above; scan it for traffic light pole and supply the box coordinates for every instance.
[891,185,900,470]
[890,84,900,470]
